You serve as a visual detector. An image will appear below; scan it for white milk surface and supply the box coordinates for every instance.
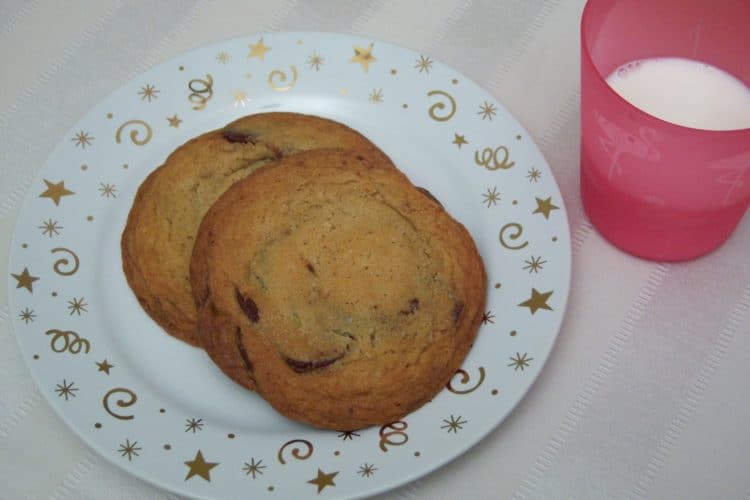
[606,57,750,131]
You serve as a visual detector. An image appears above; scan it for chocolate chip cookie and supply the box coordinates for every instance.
[121,113,388,347]
[191,148,487,429]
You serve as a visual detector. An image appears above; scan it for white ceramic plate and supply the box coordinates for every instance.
[8,32,570,499]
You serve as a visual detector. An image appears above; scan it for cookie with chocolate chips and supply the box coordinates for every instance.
[121,113,388,348]
[191,149,486,429]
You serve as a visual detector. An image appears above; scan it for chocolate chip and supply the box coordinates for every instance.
[222,129,257,144]
[451,302,464,324]
[235,328,255,375]
[305,261,316,275]
[284,352,345,373]
[400,298,420,315]
[416,187,444,208]
[235,288,260,323]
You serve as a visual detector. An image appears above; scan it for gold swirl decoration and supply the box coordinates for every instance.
[115,120,152,146]
[103,388,137,420]
[277,439,313,464]
[474,146,515,170]
[379,421,409,452]
[499,222,529,250]
[188,74,214,110]
[45,329,90,354]
[427,90,456,122]
[50,247,79,276]
[447,366,486,394]
[268,65,298,92]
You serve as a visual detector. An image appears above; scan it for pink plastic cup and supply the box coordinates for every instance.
[580,0,750,261]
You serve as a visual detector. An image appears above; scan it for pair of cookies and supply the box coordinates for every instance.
[122,113,389,346]
[122,113,487,429]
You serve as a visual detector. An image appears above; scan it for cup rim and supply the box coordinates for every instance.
[580,0,750,136]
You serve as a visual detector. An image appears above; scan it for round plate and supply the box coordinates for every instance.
[8,32,570,499]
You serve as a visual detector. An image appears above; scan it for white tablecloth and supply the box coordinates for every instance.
[1,1,748,499]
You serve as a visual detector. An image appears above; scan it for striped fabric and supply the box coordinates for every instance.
[1,1,748,499]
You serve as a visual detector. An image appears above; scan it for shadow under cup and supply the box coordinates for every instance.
[580,0,750,261]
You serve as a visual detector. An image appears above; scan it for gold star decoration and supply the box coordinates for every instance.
[216,50,231,64]
[350,43,376,72]
[523,255,547,274]
[414,54,433,73]
[532,196,559,219]
[118,439,141,461]
[184,450,218,482]
[12,267,39,293]
[138,84,159,102]
[481,310,495,324]
[167,114,182,128]
[96,359,114,374]
[185,418,204,433]
[527,167,542,182]
[19,307,36,323]
[307,51,324,70]
[242,457,266,479]
[38,218,62,237]
[247,37,271,60]
[232,89,249,107]
[308,468,338,493]
[508,352,533,371]
[482,186,500,207]
[478,101,497,121]
[337,430,361,440]
[71,131,94,149]
[357,463,377,477]
[441,414,467,433]
[55,379,78,400]
[368,88,384,103]
[39,179,74,206]
[518,288,553,314]
[67,296,88,316]
[452,133,468,148]
[98,182,117,198]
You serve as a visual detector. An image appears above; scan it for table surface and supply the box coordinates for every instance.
[1,1,749,499]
